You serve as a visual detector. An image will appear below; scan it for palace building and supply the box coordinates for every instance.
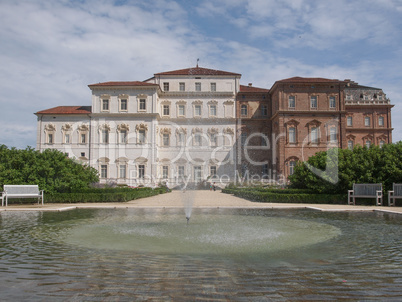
[35,66,393,186]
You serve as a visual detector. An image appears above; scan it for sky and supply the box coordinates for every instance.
[0,0,401,149]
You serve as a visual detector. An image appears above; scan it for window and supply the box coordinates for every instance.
[195,82,201,91]
[178,166,185,178]
[139,99,146,111]
[348,140,354,150]
[366,140,371,148]
[138,165,145,179]
[194,166,202,182]
[163,82,169,91]
[310,96,317,109]
[178,105,185,116]
[64,133,70,144]
[379,116,384,127]
[101,165,108,178]
[119,165,126,179]
[241,104,247,116]
[210,82,216,92]
[81,133,86,144]
[162,133,170,146]
[102,99,109,111]
[163,105,170,116]
[209,105,217,117]
[48,133,53,144]
[179,82,185,91]
[365,116,371,127]
[194,133,202,146]
[329,96,336,109]
[210,133,217,147]
[261,105,268,116]
[379,140,385,148]
[101,130,109,143]
[241,133,247,146]
[289,96,295,108]
[178,133,185,146]
[289,127,296,143]
[289,161,296,175]
[347,116,353,127]
[120,99,127,111]
[138,130,146,144]
[311,127,318,144]
[194,105,202,117]
[80,152,85,157]
[120,130,127,144]
[162,166,169,179]
[262,164,269,176]
[329,128,337,143]
[210,166,217,177]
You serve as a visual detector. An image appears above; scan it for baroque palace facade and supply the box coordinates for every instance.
[35,66,393,186]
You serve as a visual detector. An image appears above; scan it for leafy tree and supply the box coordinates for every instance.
[0,145,99,193]
[289,142,402,193]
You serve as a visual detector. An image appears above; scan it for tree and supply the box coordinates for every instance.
[289,142,402,193]
[0,145,99,193]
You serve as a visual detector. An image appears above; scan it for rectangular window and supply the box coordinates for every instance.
[210,82,216,92]
[366,140,371,148]
[120,130,127,143]
[138,130,146,144]
[329,96,336,108]
[289,161,296,175]
[194,166,202,182]
[289,96,295,108]
[330,128,337,143]
[101,165,107,178]
[139,99,146,111]
[119,165,126,179]
[262,164,269,176]
[210,166,217,177]
[120,99,127,111]
[347,116,353,126]
[379,116,384,127]
[210,133,217,147]
[365,116,371,127]
[101,130,109,143]
[102,99,109,111]
[163,133,170,146]
[64,133,70,144]
[162,166,169,179]
[138,165,145,179]
[311,127,318,144]
[310,96,317,109]
[163,82,169,91]
[163,105,170,116]
[210,105,217,117]
[261,105,268,116]
[348,140,354,150]
[48,133,53,144]
[289,127,296,143]
[179,82,185,91]
[194,133,202,146]
[241,105,247,116]
[178,166,185,178]
[81,133,86,144]
[195,82,201,91]
[178,133,185,146]
[379,140,385,148]
[178,105,185,116]
[194,105,202,117]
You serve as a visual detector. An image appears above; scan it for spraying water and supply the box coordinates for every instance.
[182,188,194,224]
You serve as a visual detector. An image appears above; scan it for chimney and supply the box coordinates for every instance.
[248,83,252,87]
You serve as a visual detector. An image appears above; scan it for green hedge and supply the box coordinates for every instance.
[43,187,166,203]
[222,188,346,204]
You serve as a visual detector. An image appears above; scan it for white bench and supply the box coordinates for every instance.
[348,183,383,206]
[388,183,402,206]
[1,185,44,207]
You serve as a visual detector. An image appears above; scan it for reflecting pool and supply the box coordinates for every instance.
[0,208,401,301]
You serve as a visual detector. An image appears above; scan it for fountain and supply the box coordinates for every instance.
[0,208,401,300]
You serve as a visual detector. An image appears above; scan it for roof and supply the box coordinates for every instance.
[88,81,158,88]
[35,106,92,115]
[240,85,269,93]
[275,77,342,84]
[154,66,241,77]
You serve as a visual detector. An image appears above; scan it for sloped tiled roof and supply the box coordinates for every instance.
[88,81,158,88]
[276,77,342,83]
[154,66,241,76]
[35,106,92,115]
[240,85,269,93]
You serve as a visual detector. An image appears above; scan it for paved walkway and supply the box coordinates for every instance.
[1,190,401,214]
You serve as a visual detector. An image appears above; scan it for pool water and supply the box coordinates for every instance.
[0,208,400,301]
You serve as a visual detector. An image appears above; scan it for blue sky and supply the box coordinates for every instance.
[1,0,401,148]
